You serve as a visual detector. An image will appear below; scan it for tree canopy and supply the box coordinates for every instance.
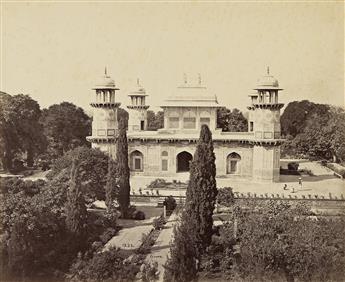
[147,110,164,130]
[281,100,345,163]
[0,93,46,170]
[217,107,248,132]
[40,102,91,158]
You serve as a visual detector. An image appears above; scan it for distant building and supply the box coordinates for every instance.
[87,68,284,182]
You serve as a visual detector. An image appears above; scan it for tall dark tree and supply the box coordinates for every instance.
[164,211,198,282]
[116,120,130,218]
[105,157,119,223]
[217,107,248,132]
[65,158,87,239]
[186,124,218,256]
[40,102,91,158]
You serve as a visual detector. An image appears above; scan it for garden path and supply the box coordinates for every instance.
[145,213,178,281]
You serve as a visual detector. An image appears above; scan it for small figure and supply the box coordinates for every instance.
[139,188,142,195]
[298,177,303,188]
[283,184,287,190]
[292,187,295,193]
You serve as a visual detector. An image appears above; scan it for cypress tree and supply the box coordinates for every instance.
[105,157,118,223]
[105,157,117,210]
[116,119,130,218]
[65,158,87,239]
[185,124,218,256]
[164,211,198,282]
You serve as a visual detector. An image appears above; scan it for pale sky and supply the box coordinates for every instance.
[1,2,344,114]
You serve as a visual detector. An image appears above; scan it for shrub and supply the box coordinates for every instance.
[153,215,166,230]
[133,210,146,220]
[217,187,234,207]
[99,228,117,244]
[67,247,138,282]
[163,196,177,214]
[287,162,299,171]
[148,178,167,188]
[326,163,345,178]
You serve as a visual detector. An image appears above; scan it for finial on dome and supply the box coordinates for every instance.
[198,73,202,85]
[183,73,187,84]
[137,78,140,86]
[105,67,108,76]
[267,66,270,75]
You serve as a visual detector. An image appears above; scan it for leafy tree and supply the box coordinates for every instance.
[116,121,131,218]
[217,107,248,132]
[147,110,164,130]
[186,124,218,256]
[40,102,91,158]
[164,211,198,282]
[11,94,47,167]
[293,106,345,162]
[0,93,46,170]
[65,159,88,241]
[281,100,330,137]
[47,146,109,203]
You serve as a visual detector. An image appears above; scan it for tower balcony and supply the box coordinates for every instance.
[127,105,150,110]
[86,136,117,143]
[247,103,284,110]
[90,102,121,108]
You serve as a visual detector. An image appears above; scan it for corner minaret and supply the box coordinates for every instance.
[127,79,149,132]
[248,68,284,181]
[87,68,120,158]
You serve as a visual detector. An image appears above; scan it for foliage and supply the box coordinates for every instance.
[287,161,299,171]
[325,162,345,178]
[105,158,119,214]
[281,101,345,163]
[217,187,235,207]
[163,196,177,212]
[148,178,168,188]
[186,124,218,256]
[0,177,45,196]
[281,100,329,137]
[117,107,129,129]
[217,107,248,132]
[116,124,131,218]
[232,201,345,281]
[0,93,46,171]
[0,180,73,281]
[153,215,166,230]
[164,211,198,282]
[40,102,91,158]
[47,146,109,203]
[147,110,164,130]
[140,261,160,282]
[65,159,88,243]
[68,247,138,282]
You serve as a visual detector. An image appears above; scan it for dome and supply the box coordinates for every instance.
[129,79,147,96]
[255,68,281,90]
[93,68,118,89]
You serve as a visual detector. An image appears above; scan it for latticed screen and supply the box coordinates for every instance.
[168,117,179,128]
[183,118,196,129]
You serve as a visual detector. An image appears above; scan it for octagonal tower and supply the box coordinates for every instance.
[87,68,120,158]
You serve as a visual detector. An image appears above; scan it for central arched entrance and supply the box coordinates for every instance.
[177,151,193,172]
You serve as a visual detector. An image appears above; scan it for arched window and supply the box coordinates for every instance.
[130,150,144,171]
[177,151,193,172]
[227,152,241,174]
[161,151,168,171]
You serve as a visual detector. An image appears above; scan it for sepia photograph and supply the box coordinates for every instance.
[0,1,344,282]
